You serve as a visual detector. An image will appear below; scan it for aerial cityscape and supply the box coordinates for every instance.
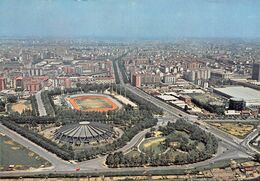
[0,0,260,180]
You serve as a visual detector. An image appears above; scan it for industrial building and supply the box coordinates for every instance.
[214,86,260,107]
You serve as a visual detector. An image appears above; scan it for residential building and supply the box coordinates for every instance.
[0,77,6,91]
[132,74,141,88]
[163,74,176,84]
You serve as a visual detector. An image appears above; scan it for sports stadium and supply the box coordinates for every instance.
[66,94,122,112]
[54,121,115,145]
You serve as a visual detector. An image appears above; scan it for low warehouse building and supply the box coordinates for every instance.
[214,86,260,108]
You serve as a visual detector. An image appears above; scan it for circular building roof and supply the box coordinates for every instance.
[54,121,114,145]
[230,97,244,102]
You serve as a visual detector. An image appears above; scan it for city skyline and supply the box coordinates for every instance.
[0,0,260,39]
[1,1,260,180]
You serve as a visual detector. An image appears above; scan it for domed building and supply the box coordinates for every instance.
[54,121,115,146]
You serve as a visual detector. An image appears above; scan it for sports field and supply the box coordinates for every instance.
[67,95,119,112]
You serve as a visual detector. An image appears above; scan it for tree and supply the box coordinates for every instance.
[7,95,18,103]
[0,99,5,112]
[254,153,260,163]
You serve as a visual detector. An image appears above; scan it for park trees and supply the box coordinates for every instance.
[7,95,18,103]
[0,99,5,112]
[106,118,218,167]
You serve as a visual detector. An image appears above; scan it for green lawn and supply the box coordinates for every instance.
[76,98,112,109]
[125,150,140,158]
[139,137,167,155]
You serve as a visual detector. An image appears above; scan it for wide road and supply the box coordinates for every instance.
[203,119,260,123]
[35,90,47,116]
[240,127,260,154]
[0,146,250,178]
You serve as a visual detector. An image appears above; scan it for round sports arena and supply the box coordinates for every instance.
[54,121,115,145]
[66,94,122,112]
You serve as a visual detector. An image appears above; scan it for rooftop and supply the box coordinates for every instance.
[54,121,114,145]
[214,86,260,106]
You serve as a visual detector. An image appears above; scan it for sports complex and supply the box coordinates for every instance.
[66,94,122,112]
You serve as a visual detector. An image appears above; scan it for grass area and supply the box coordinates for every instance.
[190,93,223,105]
[139,137,167,154]
[7,100,32,114]
[125,150,140,157]
[154,131,162,137]
[197,142,206,151]
[0,134,51,171]
[76,97,112,109]
[208,122,256,139]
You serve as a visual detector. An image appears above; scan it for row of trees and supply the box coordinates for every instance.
[6,114,56,125]
[112,60,120,84]
[191,96,225,115]
[30,95,39,116]
[47,84,111,96]
[0,117,74,160]
[41,91,56,117]
[111,85,163,115]
[118,59,129,83]
[0,99,5,112]
[7,95,18,103]
[112,52,129,84]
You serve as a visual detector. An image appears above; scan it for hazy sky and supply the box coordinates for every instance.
[0,0,259,39]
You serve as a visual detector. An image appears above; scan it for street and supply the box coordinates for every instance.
[35,90,47,117]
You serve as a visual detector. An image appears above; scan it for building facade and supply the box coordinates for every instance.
[252,62,260,81]
[132,74,141,88]
[0,77,6,91]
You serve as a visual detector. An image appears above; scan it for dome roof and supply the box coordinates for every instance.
[54,121,114,145]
